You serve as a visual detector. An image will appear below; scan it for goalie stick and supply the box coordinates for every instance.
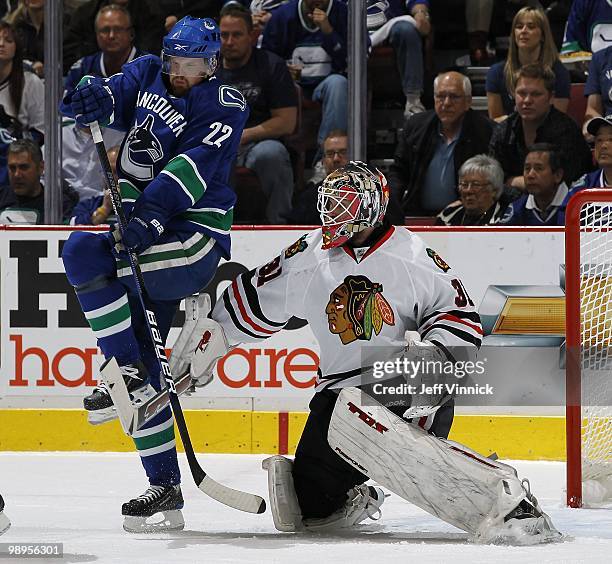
[90,121,266,515]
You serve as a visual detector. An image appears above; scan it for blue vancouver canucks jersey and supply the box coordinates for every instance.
[61,54,249,258]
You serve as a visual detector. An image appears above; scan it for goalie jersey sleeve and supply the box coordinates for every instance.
[212,226,482,382]
[212,232,314,345]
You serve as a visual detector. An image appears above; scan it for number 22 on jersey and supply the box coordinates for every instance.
[203,122,233,147]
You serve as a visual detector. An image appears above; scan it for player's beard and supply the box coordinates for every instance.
[170,75,189,97]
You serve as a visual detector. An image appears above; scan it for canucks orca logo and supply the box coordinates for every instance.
[219,85,247,111]
[120,114,164,181]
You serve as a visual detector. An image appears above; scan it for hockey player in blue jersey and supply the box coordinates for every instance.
[60,16,248,532]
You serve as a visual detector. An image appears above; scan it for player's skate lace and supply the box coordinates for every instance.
[133,485,166,504]
[92,379,108,395]
[121,364,143,381]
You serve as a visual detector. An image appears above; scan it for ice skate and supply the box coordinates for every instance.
[122,485,184,533]
[85,360,155,425]
[303,484,387,531]
[0,494,10,535]
[475,479,562,545]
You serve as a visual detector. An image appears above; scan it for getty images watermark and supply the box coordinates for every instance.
[370,356,494,397]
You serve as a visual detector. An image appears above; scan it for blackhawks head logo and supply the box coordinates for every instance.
[284,235,308,259]
[325,275,395,345]
[426,248,451,272]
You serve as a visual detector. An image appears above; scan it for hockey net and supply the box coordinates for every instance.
[566,189,612,507]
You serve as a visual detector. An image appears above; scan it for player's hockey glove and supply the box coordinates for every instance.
[103,225,128,260]
[122,207,166,254]
[71,76,114,127]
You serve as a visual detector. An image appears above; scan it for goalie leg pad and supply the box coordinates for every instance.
[328,387,561,544]
[262,456,303,532]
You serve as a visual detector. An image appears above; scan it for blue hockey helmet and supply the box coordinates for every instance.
[162,16,221,78]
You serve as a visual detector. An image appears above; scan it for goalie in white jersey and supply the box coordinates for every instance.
[187,161,561,543]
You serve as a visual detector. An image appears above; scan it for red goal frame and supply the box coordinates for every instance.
[565,188,612,508]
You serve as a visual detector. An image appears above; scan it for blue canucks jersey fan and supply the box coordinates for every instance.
[500,143,569,226]
[562,0,612,56]
[60,16,248,533]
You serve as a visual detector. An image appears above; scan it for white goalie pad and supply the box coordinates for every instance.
[262,456,303,532]
[328,387,561,544]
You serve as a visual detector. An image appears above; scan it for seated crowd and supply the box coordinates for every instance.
[0,0,605,227]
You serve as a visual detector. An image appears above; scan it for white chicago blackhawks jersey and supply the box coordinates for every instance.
[212,225,482,388]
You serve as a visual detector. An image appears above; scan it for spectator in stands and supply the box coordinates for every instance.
[0,21,43,140]
[558,115,612,224]
[64,4,146,93]
[436,154,511,226]
[499,143,568,226]
[561,0,612,57]
[217,4,297,224]
[155,1,224,34]
[62,121,123,201]
[466,0,494,65]
[248,0,290,37]
[288,128,347,224]
[0,125,14,187]
[0,139,78,224]
[582,45,612,138]
[386,71,494,223]
[0,1,18,21]
[262,0,348,152]
[489,63,592,190]
[69,145,119,225]
[486,6,569,122]
[4,0,44,78]
[63,0,158,74]
[366,0,431,118]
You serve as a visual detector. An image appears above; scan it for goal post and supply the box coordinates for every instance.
[565,188,612,508]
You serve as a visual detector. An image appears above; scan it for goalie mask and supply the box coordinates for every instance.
[317,161,389,249]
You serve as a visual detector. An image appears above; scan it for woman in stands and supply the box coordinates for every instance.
[0,20,44,142]
[486,6,569,122]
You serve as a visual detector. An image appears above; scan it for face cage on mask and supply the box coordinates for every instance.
[161,53,218,78]
[317,184,368,227]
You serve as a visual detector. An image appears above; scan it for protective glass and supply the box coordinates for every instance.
[161,53,217,78]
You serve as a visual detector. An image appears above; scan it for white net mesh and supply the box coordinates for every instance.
[578,203,612,502]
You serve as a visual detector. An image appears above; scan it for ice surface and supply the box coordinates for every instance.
[1,453,611,563]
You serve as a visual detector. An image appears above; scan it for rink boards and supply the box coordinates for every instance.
[0,225,569,459]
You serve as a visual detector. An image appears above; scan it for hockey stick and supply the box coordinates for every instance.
[90,121,266,515]
[92,294,206,428]
[106,294,230,430]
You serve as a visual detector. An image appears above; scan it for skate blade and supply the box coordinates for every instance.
[474,517,564,546]
[87,407,117,425]
[123,510,185,533]
[0,512,11,535]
